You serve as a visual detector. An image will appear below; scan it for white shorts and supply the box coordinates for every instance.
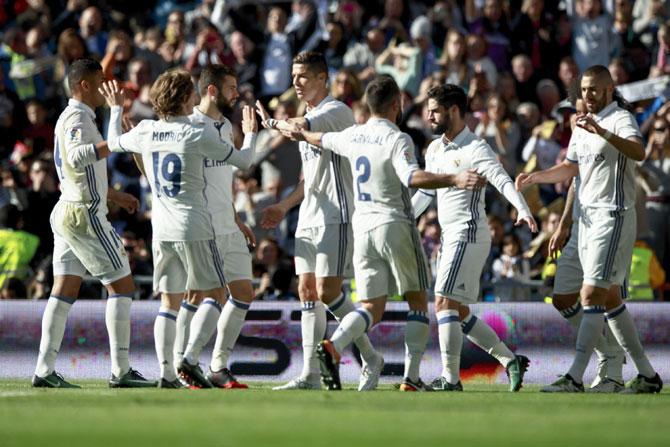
[553,227,583,295]
[434,239,489,304]
[294,223,353,278]
[215,231,253,283]
[152,240,226,293]
[579,207,635,290]
[353,222,430,300]
[51,201,130,285]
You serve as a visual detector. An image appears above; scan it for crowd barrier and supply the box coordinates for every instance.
[1,301,669,385]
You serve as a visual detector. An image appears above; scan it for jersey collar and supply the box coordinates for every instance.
[307,94,333,113]
[595,101,617,120]
[192,106,224,123]
[368,116,400,131]
[441,126,470,150]
[68,99,96,120]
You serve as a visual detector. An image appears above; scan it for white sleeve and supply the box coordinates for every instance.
[473,143,531,218]
[321,131,351,157]
[223,133,258,170]
[391,133,419,187]
[566,131,579,163]
[115,122,146,154]
[62,112,101,168]
[521,136,538,162]
[107,106,125,153]
[200,123,240,160]
[614,110,642,140]
[306,102,354,132]
[411,189,435,218]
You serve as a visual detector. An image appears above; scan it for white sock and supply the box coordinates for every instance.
[34,296,74,377]
[462,314,515,367]
[567,305,606,383]
[559,301,582,330]
[606,304,656,378]
[332,308,372,354]
[154,307,178,381]
[604,323,625,383]
[437,310,462,384]
[561,301,609,371]
[184,298,221,365]
[174,301,198,367]
[326,293,377,362]
[404,311,429,382]
[210,297,249,372]
[300,301,327,379]
[106,294,132,377]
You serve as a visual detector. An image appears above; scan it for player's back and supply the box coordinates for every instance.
[324,118,418,235]
[54,100,108,210]
[125,117,217,242]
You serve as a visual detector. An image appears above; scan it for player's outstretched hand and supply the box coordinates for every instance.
[260,204,287,229]
[454,169,486,190]
[548,224,570,259]
[280,127,305,141]
[111,191,140,214]
[255,100,272,127]
[515,172,534,191]
[575,114,603,136]
[515,214,538,233]
[99,80,125,108]
[242,105,257,134]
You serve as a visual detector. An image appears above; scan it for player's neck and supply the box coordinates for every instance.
[306,89,328,109]
[444,123,466,142]
[71,94,96,111]
[197,102,222,121]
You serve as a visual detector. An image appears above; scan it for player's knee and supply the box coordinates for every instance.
[298,284,317,301]
[315,280,342,303]
[552,293,578,311]
[185,291,204,306]
[580,285,606,306]
[228,280,254,303]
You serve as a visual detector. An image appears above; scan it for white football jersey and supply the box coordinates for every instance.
[422,127,518,243]
[567,102,641,212]
[54,99,108,213]
[298,95,355,230]
[116,116,233,241]
[321,117,419,235]
[189,107,237,237]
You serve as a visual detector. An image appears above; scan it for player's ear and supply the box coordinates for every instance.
[206,84,218,99]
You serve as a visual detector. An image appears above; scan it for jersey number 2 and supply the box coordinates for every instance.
[355,156,371,202]
[152,153,182,197]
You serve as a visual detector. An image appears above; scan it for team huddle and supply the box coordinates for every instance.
[31,52,662,394]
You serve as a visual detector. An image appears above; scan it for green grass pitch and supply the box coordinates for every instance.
[1,380,668,447]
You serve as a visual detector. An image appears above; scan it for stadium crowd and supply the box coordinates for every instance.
[1,0,669,301]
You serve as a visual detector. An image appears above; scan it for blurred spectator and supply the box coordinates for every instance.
[23,100,54,155]
[22,158,58,263]
[439,29,472,91]
[466,0,513,71]
[158,10,187,67]
[492,233,531,299]
[253,237,296,300]
[0,204,39,291]
[571,0,621,72]
[78,6,107,59]
[316,21,348,77]
[557,56,580,97]
[409,15,439,79]
[512,54,541,105]
[475,93,521,174]
[628,239,666,300]
[343,28,385,82]
[330,68,363,107]
[512,0,559,78]
[465,32,498,88]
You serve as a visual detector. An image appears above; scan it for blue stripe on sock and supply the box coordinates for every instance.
[561,302,582,319]
[301,301,316,311]
[327,294,346,313]
[438,316,460,325]
[158,312,177,321]
[461,315,478,334]
[229,298,250,310]
[407,312,429,324]
[181,301,198,312]
[355,309,371,332]
[583,306,605,314]
[51,295,76,305]
[203,298,223,312]
[605,304,626,320]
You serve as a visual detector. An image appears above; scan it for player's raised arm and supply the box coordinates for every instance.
[221,105,258,170]
[472,144,537,232]
[575,114,644,161]
[100,80,144,154]
[62,113,112,167]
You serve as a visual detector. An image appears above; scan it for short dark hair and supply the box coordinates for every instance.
[198,64,237,97]
[292,51,328,75]
[365,75,400,114]
[426,84,467,117]
[582,65,612,83]
[67,58,102,93]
